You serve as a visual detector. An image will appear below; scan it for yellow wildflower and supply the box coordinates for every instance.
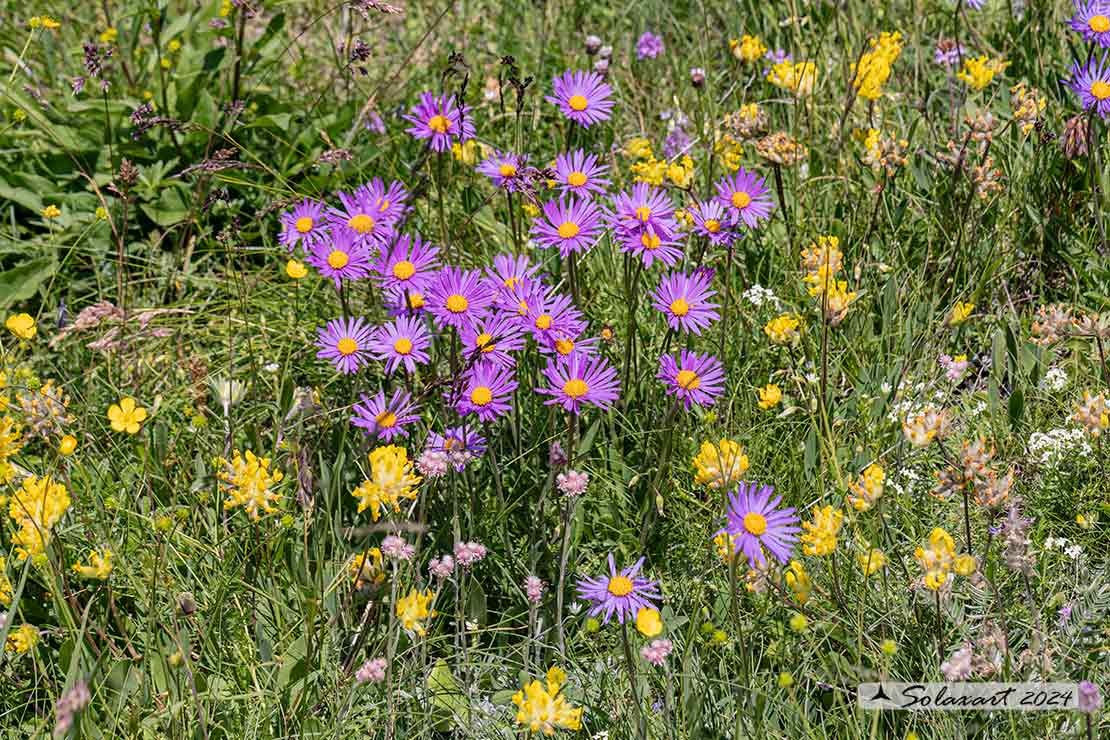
[8,475,71,562]
[915,527,956,590]
[41,205,61,219]
[72,548,114,580]
[451,139,482,165]
[957,56,1009,91]
[730,34,767,64]
[0,416,24,483]
[216,450,284,520]
[636,607,663,637]
[6,624,38,654]
[692,439,749,489]
[858,547,887,576]
[624,137,654,160]
[666,156,695,188]
[784,559,811,604]
[631,156,667,186]
[286,259,307,279]
[396,588,434,635]
[512,667,583,734]
[108,397,148,434]
[852,31,903,100]
[0,555,11,606]
[714,131,744,172]
[5,313,36,340]
[351,445,422,521]
[800,505,843,556]
[950,301,974,325]
[847,464,884,512]
[348,548,386,589]
[763,314,801,345]
[757,383,782,410]
[99,27,118,44]
[767,60,817,96]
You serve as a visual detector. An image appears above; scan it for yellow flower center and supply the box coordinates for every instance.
[675,369,701,390]
[408,292,426,309]
[470,386,493,406]
[428,114,452,133]
[476,332,496,352]
[743,512,768,536]
[1090,14,1110,33]
[378,199,391,212]
[557,221,580,239]
[535,314,553,330]
[295,216,314,233]
[375,411,396,428]
[640,232,661,250]
[704,219,721,233]
[327,250,350,269]
[732,191,752,209]
[498,163,517,177]
[1092,80,1110,100]
[446,294,469,313]
[562,378,589,398]
[567,171,588,187]
[607,575,634,596]
[392,260,416,280]
[555,338,574,355]
[336,337,358,356]
[348,214,376,233]
[503,276,518,288]
[568,94,589,111]
[635,206,652,222]
[393,337,413,355]
[669,298,690,317]
[517,300,529,316]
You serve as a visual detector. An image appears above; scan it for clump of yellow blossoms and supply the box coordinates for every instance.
[631,154,694,188]
[784,560,811,604]
[624,137,654,160]
[6,624,38,654]
[957,56,1009,91]
[0,416,24,484]
[801,236,856,324]
[8,475,71,562]
[764,314,801,345]
[714,130,744,172]
[108,397,148,434]
[512,667,583,735]
[351,445,422,521]
[852,31,903,100]
[847,463,885,512]
[902,406,951,447]
[29,16,61,30]
[858,546,887,576]
[72,547,114,580]
[950,301,974,325]
[216,450,284,520]
[1009,82,1045,136]
[767,60,818,96]
[1075,391,1109,438]
[757,383,782,410]
[861,128,910,174]
[0,555,12,605]
[5,313,36,340]
[915,527,976,590]
[730,34,766,64]
[396,588,435,635]
[348,548,386,589]
[800,505,843,556]
[692,439,749,489]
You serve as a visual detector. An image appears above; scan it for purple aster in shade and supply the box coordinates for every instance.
[371,315,432,375]
[545,69,615,127]
[316,317,376,374]
[426,267,496,330]
[454,361,518,421]
[531,196,606,257]
[553,149,611,197]
[663,127,692,159]
[356,178,411,225]
[372,233,440,295]
[524,289,587,343]
[575,554,662,625]
[459,313,525,369]
[327,190,395,247]
[714,167,774,229]
[536,355,620,413]
[278,198,327,252]
[689,200,739,245]
[476,150,528,191]
[651,271,720,334]
[1070,1,1110,47]
[351,389,421,441]
[485,254,542,294]
[1067,52,1110,119]
[636,31,665,60]
[306,231,372,288]
[716,480,800,567]
[657,350,725,409]
[426,424,487,471]
[403,91,475,151]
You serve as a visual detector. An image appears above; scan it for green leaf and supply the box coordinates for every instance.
[0,257,55,308]
[1007,388,1024,429]
[428,658,468,730]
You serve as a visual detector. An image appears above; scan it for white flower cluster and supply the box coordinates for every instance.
[1027,427,1092,466]
[1040,367,1068,392]
[1044,536,1083,561]
[742,284,779,308]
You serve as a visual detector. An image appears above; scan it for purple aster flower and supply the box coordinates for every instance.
[316,316,376,374]
[553,149,611,197]
[531,196,606,257]
[278,198,327,252]
[403,91,475,152]
[372,233,439,295]
[351,389,421,441]
[657,350,725,409]
[485,253,542,294]
[387,287,429,317]
[637,31,665,60]
[689,200,739,245]
[663,127,692,159]
[454,361,518,421]
[459,313,525,369]
[1067,52,1110,119]
[714,167,774,229]
[717,480,800,567]
[523,289,586,343]
[575,554,662,625]
[355,177,411,226]
[536,355,620,413]
[327,190,395,247]
[1070,2,1110,47]
[476,150,528,191]
[762,48,791,78]
[371,315,432,375]
[651,271,720,334]
[609,182,676,237]
[426,424,486,471]
[538,331,599,362]
[426,267,496,330]
[306,231,372,288]
[545,69,615,127]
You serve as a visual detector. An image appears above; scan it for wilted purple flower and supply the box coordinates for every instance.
[556,469,589,497]
[548,441,568,467]
[525,575,545,603]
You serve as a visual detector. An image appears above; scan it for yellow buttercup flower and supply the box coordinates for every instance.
[757,383,782,410]
[396,588,434,635]
[6,624,38,654]
[635,607,663,637]
[72,548,114,580]
[286,259,307,279]
[58,434,78,456]
[800,506,843,556]
[5,313,36,340]
[512,667,583,734]
[8,475,71,562]
[108,397,148,434]
[692,439,749,489]
[216,450,283,520]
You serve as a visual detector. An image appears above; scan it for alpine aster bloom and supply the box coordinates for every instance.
[657,350,725,409]
[327,190,394,247]
[372,233,439,295]
[689,200,738,245]
[306,231,372,288]
[278,198,327,251]
[372,315,432,375]
[459,313,525,368]
[545,69,615,127]
[403,91,475,151]
[356,177,410,225]
[454,361,518,421]
[476,150,528,191]
[609,183,676,239]
[426,424,487,471]
[1066,53,1110,119]
[426,267,496,330]
[651,271,720,334]
[553,149,611,197]
[351,389,421,441]
[523,289,587,343]
[1070,1,1110,47]
[715,167,774,229]
[575,554,662,624]
[636,31,665,60]
[316,317,376,374]
[717,480,800,567]
[531,196,606,257]
[485,254,541,293]
[536,355,620,413]
[538,331,599,362]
